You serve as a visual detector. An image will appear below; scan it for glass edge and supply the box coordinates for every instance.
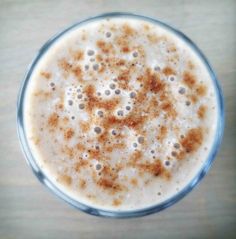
[16,12,225,219]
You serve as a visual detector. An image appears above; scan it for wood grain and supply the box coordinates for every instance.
[0,0,235,238]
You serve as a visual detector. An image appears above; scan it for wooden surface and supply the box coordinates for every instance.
[0,0,235,238]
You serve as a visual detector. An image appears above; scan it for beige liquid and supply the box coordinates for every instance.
[24,17,218,211]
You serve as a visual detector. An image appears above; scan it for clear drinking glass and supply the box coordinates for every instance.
[17,12,224,218]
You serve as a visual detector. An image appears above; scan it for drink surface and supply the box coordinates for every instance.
[24,17,218,210]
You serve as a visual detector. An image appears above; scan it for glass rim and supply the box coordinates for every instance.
[17,12,225,218]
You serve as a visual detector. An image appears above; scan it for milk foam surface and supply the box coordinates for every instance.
[24,17,218,210]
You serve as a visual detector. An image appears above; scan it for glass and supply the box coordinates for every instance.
[17,12,224,218]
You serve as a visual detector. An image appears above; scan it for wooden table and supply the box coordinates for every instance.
[0,1,235,238]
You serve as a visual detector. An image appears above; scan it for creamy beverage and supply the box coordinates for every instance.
[23,16,218,211]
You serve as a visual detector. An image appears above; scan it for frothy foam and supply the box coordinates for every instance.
[24,17,218,211]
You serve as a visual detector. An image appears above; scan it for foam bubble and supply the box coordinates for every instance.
[106,32,111,38]
[97,110,104,117]
[79,103,85,109]
[93,64,99,71]
[178,87,186,94]
[87,49,95,56]
[154,66,161,71]
[137,136,144,144]
[77,94,83,99]
[105,90,111,96]
[117,110,124,116]
[115,89,121,95]
[171,151,177,157]
[94,126,102,134]
[126,105,131,111]
[165,160,170,166]
[132,52,138,57]
[130,92,136,98]
[109,83,116,90]
[185,101,191,106]
[95,163,102,170]
[174,143,180,149]
[68,100,73,106]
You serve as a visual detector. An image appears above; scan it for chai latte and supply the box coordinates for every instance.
[24,17,218,210]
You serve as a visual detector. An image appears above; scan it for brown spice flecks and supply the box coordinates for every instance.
[62,146,74,158]
[143,24,150,31]
[96,54,103,62]
[115,36,129,54]
[63,116,69,124]
[74,159,88,172]
[130,178,138,186]
[167,45,177,53]
[88,148,101,159]
[137,69,165,95]
[40,71,51,79]
[162,66,176,76]
[117,70,131,90]
[72,65,83,79]
[146,96,159,118]
[105,143,125,152]
[190,94,198,104]
[33,90,52,99]
[97,131,109,144]
[58,58,83,80]
[58,174,72,186]
[180,127,203,153]
[137,160,164,177]
[73,50,84,61]
[48,113,59,127]
[176,150,186,160]
[112,198,122,206]
[55,103,64,111]
[196,84,207,97]
[58,58,72,72]
[122,46,130,53]
[96,165,123,193]
[147,33,159,43]
[183,71,196,88]
[79,121,90,133]
[103,114,145,131]
[197,105,207,119]
[188,61,195,70]
[79,179,86,189]
[76,143,86,151]
[96,40,114,54]
[160,101,177,119]
[64,128,74,140]
[157,126,167,143]
[97,178,123,193]
[129,150,143,165]
[122,23,135,36]
[84,84,120,112]
[149,73,165,94]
